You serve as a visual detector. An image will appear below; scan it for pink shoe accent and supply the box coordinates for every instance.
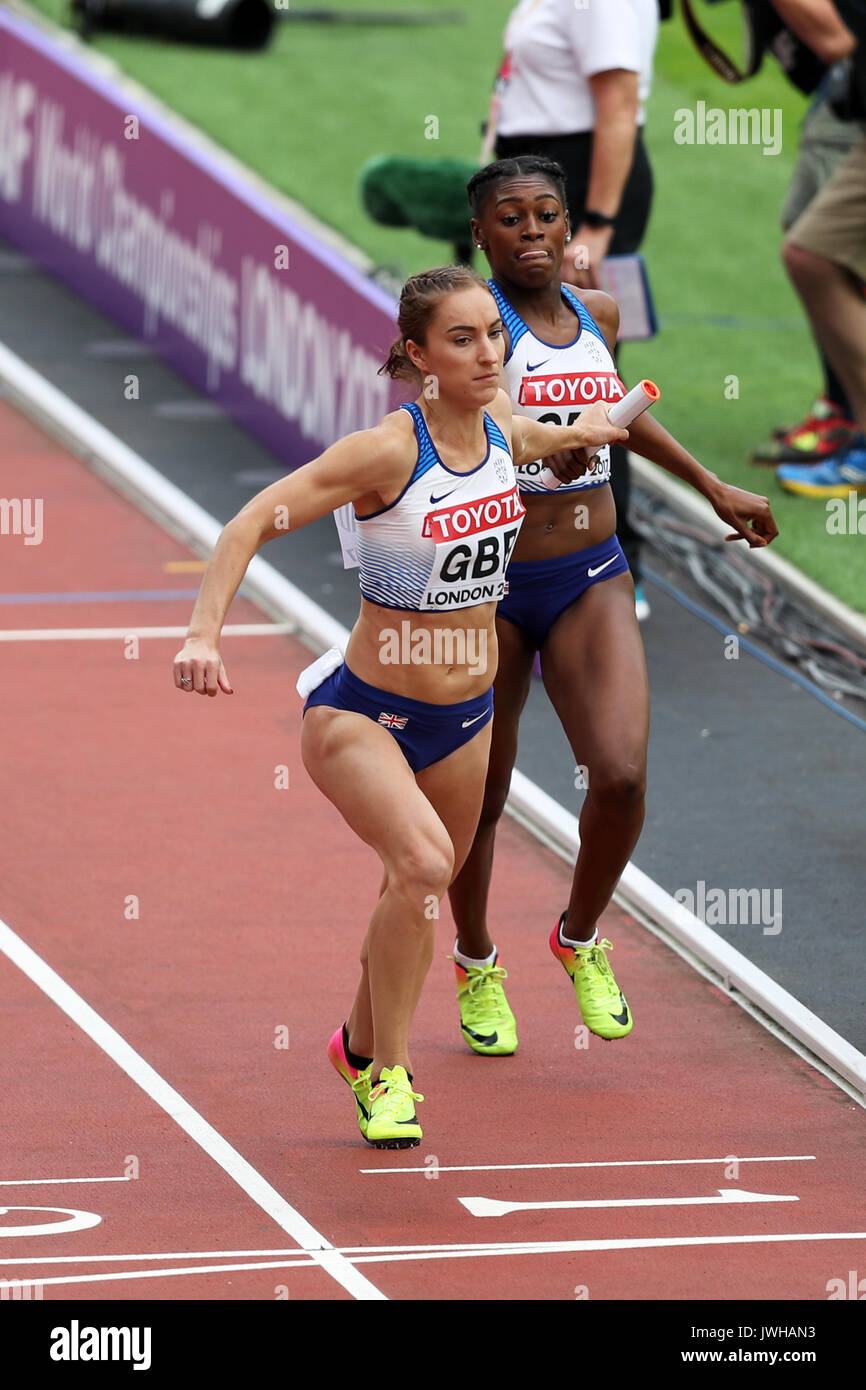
[327,1024,357,1085]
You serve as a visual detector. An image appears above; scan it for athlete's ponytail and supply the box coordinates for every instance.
[378,264,491,381]
[380,336,418,382]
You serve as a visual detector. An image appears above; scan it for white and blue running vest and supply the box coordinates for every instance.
[488,279,625,494]
[355,403,525,612]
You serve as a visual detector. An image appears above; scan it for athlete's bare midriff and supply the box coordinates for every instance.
[511,482,617,561]
[344,598,499,704]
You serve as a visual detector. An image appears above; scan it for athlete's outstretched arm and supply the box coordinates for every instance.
[173,421,410,694]
[493,390,628,470]
[577,290,779,548]
[625,411,778,546]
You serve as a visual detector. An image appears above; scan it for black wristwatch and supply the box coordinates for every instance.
[582,209,616,229]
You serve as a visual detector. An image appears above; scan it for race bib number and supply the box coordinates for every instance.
[420,487,525,609]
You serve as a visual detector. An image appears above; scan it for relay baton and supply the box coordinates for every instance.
[537,379,661,490]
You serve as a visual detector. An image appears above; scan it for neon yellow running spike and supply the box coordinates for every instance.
[451,955,518,1055]
[550,920,633,1040]
[366,1066,424,1149]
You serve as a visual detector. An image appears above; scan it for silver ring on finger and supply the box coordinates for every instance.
[180,676,193,686]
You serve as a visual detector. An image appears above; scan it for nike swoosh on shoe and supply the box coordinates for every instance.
[462,1024,499,1046]
[609,997,630,1026]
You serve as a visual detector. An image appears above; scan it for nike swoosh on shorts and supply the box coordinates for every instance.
[461,711,488,728]
[587,555,619,578]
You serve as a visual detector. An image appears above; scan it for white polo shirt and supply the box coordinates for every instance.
[496,0,659,137]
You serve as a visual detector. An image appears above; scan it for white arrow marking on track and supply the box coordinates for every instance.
[458,1188,799,1218]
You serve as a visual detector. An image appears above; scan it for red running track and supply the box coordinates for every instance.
[1,401,865,1302]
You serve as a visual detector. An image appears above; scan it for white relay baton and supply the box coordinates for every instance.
[537,379,661,490]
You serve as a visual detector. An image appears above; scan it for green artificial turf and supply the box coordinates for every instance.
[23,0,866,611]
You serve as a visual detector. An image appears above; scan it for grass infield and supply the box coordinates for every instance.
[25,0,866,613]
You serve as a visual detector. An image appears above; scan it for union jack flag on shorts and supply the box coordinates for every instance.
[378,712,408,729]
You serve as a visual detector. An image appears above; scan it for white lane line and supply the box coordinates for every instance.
[0,1259,315,1292]
[360,1155,817,1176]
[0,1176,132,1187]
[345,1230,866,1264]
[458,1188,799,1218]
[0,624,294,641]
[0,915,385,1302]
[5,1229,866,1287]
[0,1247,305,1266]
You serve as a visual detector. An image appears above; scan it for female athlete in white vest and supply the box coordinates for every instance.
[173,265,626,1147]
[445,159,778,1058]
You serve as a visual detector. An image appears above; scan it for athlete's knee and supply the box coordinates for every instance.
[389,834,455,903]
[589,757,646,811]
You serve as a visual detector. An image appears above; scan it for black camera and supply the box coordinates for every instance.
[679,0,865,118]
[680,0,825,93]
[71,0,275,49]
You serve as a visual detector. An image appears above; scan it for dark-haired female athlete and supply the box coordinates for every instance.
[173,264,626,1146]
[445,158,778,1056]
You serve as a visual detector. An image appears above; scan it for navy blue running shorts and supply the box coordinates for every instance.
[303,662,494,774]
[497,534,630,648]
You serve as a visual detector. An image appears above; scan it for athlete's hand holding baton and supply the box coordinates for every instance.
[537,380,661,489]
[511,396,630,472]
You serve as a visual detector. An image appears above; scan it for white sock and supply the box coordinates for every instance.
[453,939,497,970]
[558,918,597,951]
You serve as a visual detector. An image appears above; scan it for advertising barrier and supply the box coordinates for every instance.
[0,7,402,469]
